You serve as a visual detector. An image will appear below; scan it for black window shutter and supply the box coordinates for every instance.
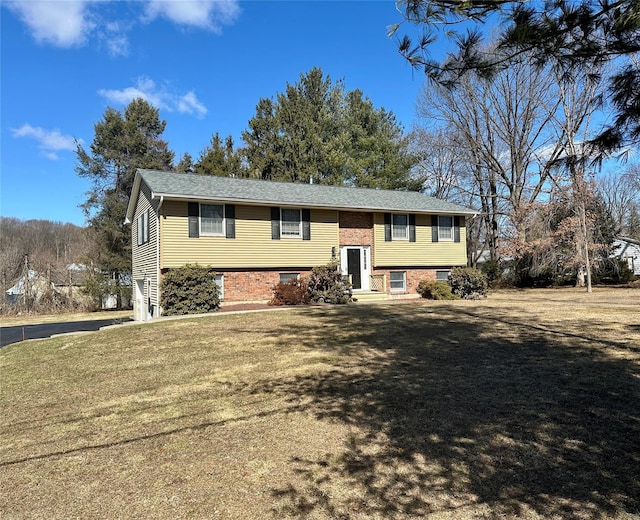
[454,215,461,243]
[188,202,199,238]
[225,204,236,239]
[271,207,280,240]
[431,215,439,243]
[409,214,416,242]
[302,208,311,240]
[384,213,392,242]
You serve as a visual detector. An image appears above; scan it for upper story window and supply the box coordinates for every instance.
[431,214,460,243]
[201,204,224,236]
[137,210,149,246]
[438,216,454,241]
[188,202,235,239]
[384,213,415,242]
[392,214,409,240]
[271,207,310,240]
[281,208,302,238]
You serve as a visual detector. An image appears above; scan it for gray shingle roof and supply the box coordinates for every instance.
[134,169,476,216]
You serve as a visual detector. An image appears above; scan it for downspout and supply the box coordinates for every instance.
[156,195,164,318]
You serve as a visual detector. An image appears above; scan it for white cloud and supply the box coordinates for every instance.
[104,34,130,57]
[98,77,167,108]
[143,0,241,32]
[5,0,93,48]
[178,92,208,118]
[99,21,130,57]
[12,124,79,160]
[6,1,241,52]
[98,77,207,118]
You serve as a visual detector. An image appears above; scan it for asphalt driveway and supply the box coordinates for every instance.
[0,317,133,348]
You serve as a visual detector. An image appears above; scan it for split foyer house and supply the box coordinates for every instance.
[126,169,476,321]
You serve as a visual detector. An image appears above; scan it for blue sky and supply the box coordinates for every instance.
[1,0,429,226]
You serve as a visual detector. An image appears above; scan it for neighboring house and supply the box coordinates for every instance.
[5,269,51,305]
[612,237,640,276]
[125,169,476,321]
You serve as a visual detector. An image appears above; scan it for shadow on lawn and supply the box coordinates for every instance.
[261,304,640,519]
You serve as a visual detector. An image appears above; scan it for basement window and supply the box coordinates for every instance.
[215,274,224,300]
[436,270,450,281]
[279,273,300,283]
[390,271,406,292]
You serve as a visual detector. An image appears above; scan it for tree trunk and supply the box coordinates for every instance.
[579,201,593,293]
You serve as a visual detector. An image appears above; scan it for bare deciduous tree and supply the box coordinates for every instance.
[597,164,640,238]
[415,52,565,265]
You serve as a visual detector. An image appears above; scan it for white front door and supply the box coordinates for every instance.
[340,246,371,291]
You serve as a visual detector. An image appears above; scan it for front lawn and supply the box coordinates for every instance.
[1,288,638,519]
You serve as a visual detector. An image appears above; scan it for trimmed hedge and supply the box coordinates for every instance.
[449,267,488,299]
[416,279,458,300]
[161,264,220,315]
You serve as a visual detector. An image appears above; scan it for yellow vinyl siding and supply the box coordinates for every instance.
[161,201,338,268]
[373,213,467,266]
[132,183,160,305]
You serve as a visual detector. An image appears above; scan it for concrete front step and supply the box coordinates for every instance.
[352,291,388,302]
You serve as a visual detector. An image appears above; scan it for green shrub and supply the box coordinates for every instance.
[161,264,220,316]
[269,279,310,306]
[592,258,636,284]
[416,279,458,300]
[307,259,352,304]
[480,259,503,287]
[448,267,488,299]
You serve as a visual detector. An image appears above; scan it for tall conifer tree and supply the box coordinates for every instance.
[76,98,174,308]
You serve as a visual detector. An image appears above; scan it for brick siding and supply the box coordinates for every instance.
[161,268,313,303]
[339,211,373,246]
[372,268,439,296]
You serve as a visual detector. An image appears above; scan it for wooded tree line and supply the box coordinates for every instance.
[408,51,640,287]
[175,68,418,189]
[0,217,91,312]
[393,0,640,290]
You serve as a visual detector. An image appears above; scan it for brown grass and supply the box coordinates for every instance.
[1,287,639,519]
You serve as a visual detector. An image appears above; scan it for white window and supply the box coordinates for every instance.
[215,274,224,300]
[436,270,450,281]
[392,214,409,240]
[281,208,301,237]
[438,216,454,241]
[279,273,300,283]
[137,210,149,246]
[201,204,224,235]
[390,271,406,292]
